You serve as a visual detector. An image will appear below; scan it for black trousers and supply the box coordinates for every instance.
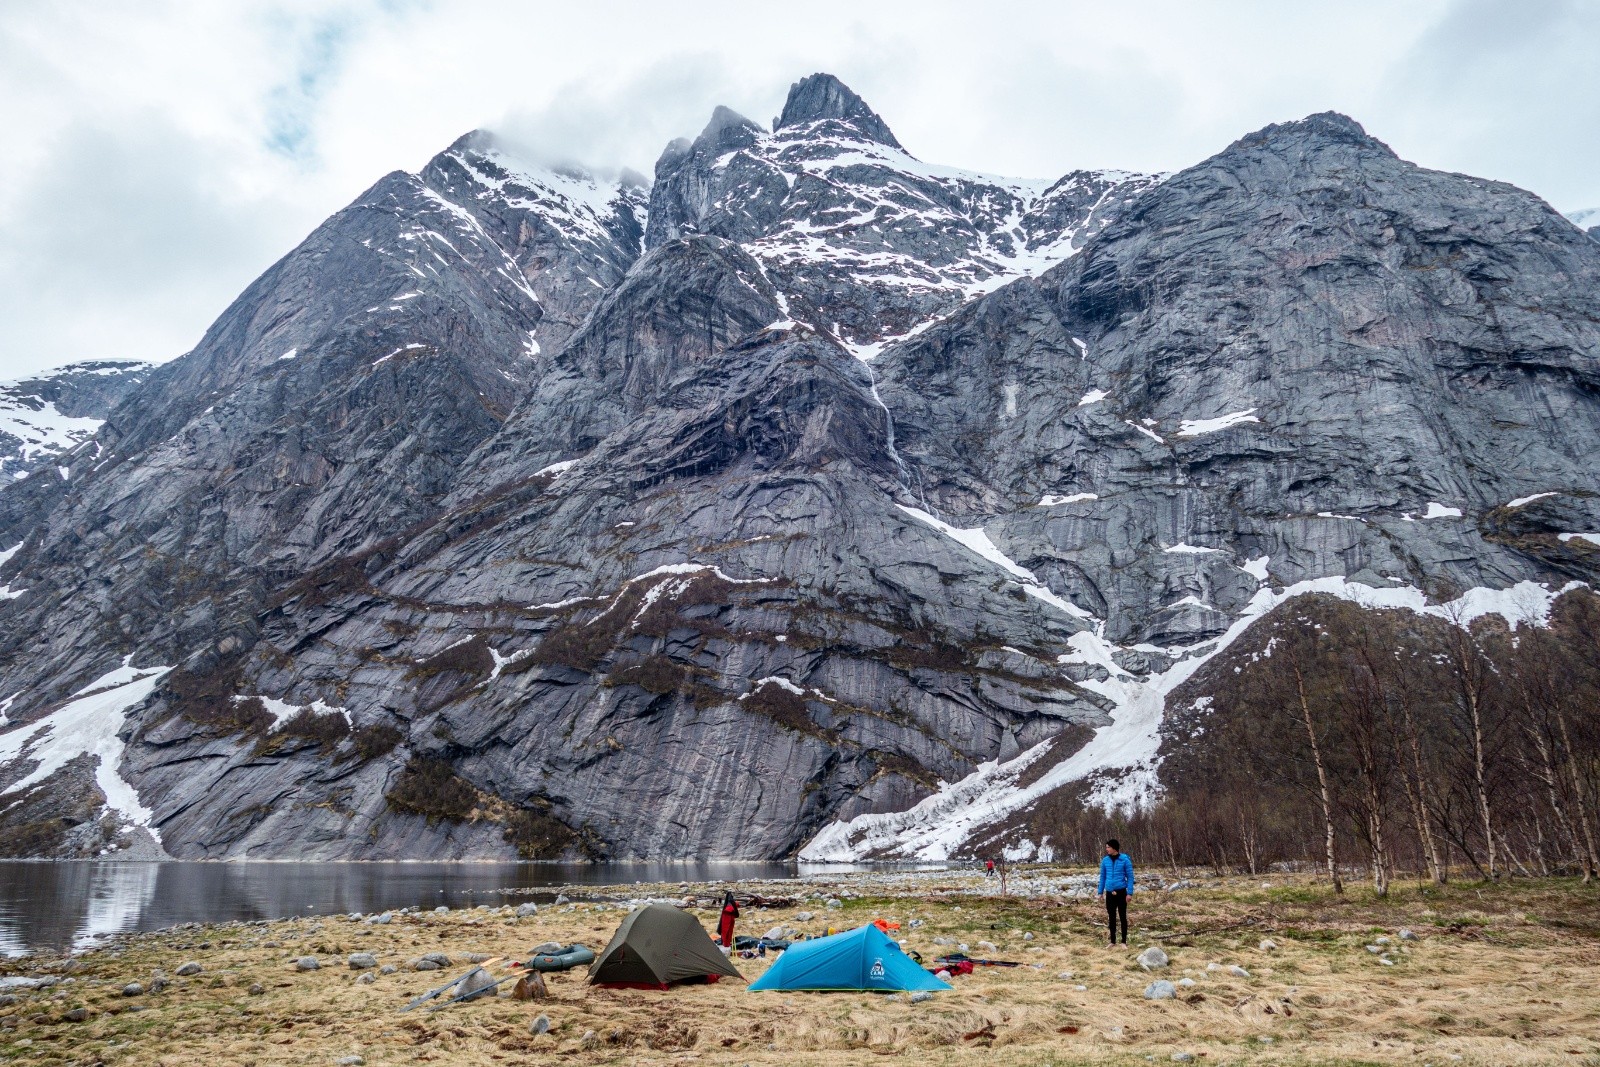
[1105,889,1128,943]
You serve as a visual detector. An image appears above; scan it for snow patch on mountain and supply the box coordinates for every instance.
[452,144,643,257]
[0,659,172,839]
[897,505,1095,620]
[682,119,1163,348]
[1174,409,1259,437]
[0,396,104,466]
[799,577,1580,861]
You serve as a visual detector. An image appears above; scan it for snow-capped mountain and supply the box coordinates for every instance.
[0,76,1597,862]
[0,360,152,481]
[647,73,1163,355]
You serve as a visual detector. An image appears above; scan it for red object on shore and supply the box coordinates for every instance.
[718,891,740,948]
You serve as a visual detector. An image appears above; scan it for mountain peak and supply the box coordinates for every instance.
[1228,111,1396,158]
[774,73,901,149]
[698,105,764,151]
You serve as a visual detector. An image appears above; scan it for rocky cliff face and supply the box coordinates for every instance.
[1,77,1596,861]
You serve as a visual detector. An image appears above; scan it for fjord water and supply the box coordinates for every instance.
[0,860,839,956]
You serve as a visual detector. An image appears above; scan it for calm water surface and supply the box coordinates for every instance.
[0,860,907,957]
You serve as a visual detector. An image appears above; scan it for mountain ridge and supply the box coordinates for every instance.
[0,76,1596,863]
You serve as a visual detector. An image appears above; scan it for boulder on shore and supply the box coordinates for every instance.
[1137,946,1170,970]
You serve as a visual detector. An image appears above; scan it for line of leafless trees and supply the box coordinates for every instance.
[1040,589,1600,893]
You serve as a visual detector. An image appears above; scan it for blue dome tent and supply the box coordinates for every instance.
[748,924,952,993]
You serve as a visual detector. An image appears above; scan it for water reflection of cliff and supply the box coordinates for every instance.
[0,860,829,954]
[0,863,160,955]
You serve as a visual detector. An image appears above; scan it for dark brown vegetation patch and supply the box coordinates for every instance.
[385,756,479,823]
[405,635,494,682]
[163,663,273,738]
[255,708,350,756]
[341,722,405,764]
[502,803,583,859]
[740,681,831,740]
[604,655,691,695]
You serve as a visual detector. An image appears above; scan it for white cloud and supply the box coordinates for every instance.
[0,0,1595,379]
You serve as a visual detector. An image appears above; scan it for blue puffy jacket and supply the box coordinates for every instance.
[1098,852,1135,894]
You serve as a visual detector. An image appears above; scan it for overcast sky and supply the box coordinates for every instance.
[1,0,1597,379]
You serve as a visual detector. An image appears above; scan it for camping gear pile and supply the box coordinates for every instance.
[398,901,953,1013]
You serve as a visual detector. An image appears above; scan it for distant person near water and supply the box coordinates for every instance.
[985,858,995,877]
[1097,839,1135,946]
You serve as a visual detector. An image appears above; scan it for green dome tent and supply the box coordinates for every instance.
[748,924,951,992]
[588,903,743,989]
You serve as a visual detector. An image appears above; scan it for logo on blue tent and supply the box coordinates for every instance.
[869,958,885,980]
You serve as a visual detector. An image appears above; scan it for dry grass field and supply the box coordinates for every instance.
[2,869,1598,1066]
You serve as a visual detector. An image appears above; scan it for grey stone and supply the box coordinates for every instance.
[1229,966,1250,978]
[909,990,934,1003]
[347,953,377,970]
[1143,980,1177,1000]
[174,962,202,977]
[531,942,562,955]
[296,957,320,972]
[433,906,449,915]
[1177,977,1196,988]
[356,972,375,985]
[121,983,143,997]
[248,983,264,995]
[516,903,539,917]
[413,960,440,972]
[1137,946,1169,971]
[531,1013,551,1035]
[62,1007,89,1022]
[455,967,497,1002]
[1258,939,1277,952]
[1399,929,1420,941]
[378,965,396,975]
[335,1057,365,1066]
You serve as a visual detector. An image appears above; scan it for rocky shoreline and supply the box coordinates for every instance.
[2,868,1596,1065]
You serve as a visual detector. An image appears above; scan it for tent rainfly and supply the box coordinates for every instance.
[748,924,952,992]
[588,904,743,989]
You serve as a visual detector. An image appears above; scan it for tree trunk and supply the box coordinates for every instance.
[1527,720,1581,875]
[1554,707,1600,883]
[1396,692,1447,884]
[1291,657,1343,894]
[1451,631,1498,880]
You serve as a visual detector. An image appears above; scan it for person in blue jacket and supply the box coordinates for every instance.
[1096,838,1135,945]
